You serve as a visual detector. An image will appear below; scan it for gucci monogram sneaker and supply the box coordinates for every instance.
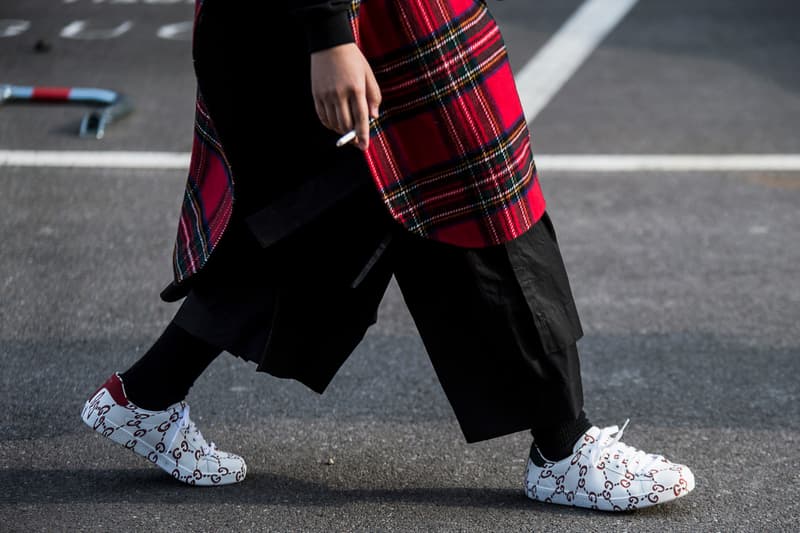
[524,420,694,511]
[81,373,246,486]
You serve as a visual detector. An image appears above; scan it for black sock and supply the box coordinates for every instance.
[120,321,222,411]
[529,411,592,465]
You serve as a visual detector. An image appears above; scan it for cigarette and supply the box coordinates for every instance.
[336,129,358,147]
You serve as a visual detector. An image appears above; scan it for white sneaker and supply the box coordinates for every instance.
[524,420,694,511]
[81,373,246,486]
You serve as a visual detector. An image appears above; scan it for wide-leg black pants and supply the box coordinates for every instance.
[172,184,585,443]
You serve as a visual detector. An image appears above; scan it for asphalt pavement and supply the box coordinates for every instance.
[1,0,798,531]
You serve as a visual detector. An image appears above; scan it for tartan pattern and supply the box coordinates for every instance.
[172,0,235,283]
[172,0,546,284]
[172,89,234,283]
[353,0,546,247]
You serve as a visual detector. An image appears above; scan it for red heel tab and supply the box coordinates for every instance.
[95,373,129,406]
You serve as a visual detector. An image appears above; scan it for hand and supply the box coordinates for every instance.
[311,43,381,150]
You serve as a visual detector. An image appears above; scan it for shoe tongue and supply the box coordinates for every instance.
[573,425,603,453]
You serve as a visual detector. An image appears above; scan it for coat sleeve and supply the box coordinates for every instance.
[292,1,355,53]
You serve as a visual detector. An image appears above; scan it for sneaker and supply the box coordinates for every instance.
[81,373,246,486]
[524,420,694,511]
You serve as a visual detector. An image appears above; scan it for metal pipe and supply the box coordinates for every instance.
[0,84,133,139]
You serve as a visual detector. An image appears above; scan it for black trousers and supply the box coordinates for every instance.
[170,0,586,443]
[173,185,585,443]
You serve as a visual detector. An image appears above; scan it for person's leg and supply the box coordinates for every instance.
[391,213,695,510]
[391,212,586,445]
[81,183,391,489]
[119,321,222,411]
[81,321,246,486]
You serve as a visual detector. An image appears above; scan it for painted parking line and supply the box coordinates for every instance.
[0,150,189,169]
[536,154,800,172]
[516,0,639,122]
[2,150,800,172]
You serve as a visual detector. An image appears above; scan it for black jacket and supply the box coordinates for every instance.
[161,0,371,302]
[293,0,356,52]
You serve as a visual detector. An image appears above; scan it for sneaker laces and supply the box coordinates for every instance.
[587,419,663,474]
[170,405,218,457]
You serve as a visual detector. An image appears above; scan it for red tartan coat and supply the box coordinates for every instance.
[172,0,546,285]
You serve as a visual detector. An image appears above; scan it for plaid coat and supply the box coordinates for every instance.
[172,0,546,284]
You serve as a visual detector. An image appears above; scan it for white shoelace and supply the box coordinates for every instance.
[587,419,663,474]
[170,405,218,457]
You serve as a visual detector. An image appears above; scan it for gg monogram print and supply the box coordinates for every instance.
[524,422,694,511]
[81,373,246,486]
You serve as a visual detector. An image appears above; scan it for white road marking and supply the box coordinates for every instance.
[156,21,193,41]
[516,0,639,122]
[2,151,800,172]
[60,20,134,40]
[0,150,189,169]
[536,154,800,172]
[0,19,31,38]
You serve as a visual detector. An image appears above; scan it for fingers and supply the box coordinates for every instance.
[315,100,333,131]
[350,89,370,150]
[365,67,382,119]
[315,98,346,134]
[315,95,355,136]
[310,44,381,148]
[334,95,354,136]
